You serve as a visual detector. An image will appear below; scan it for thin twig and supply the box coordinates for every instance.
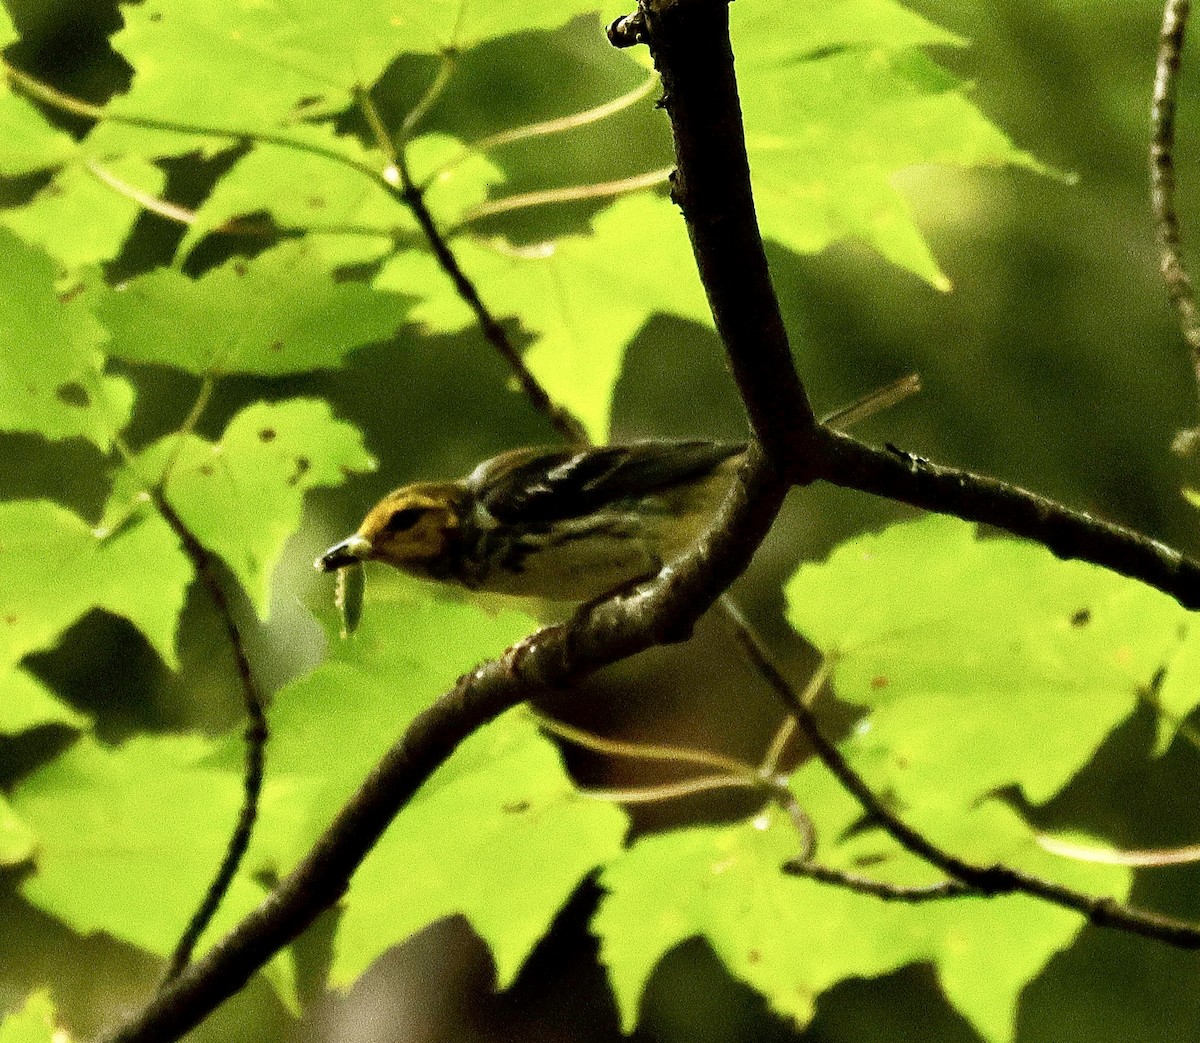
[784,861,973,902]
[11,65,431,262]
[356,83,589,445]
[1151,0,1200,450]
[152,492,268,984]
[85,385,269,985]
[729,613,1200,948]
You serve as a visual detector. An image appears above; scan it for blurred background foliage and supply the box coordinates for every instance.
[3,1,1200,1041]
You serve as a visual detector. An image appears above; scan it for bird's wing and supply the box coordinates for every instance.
[473,441,744,524]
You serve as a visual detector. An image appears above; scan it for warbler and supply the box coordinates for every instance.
[316,440,744,602]
[315,376,920,603]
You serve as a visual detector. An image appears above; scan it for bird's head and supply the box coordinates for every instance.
[315,482,465,577]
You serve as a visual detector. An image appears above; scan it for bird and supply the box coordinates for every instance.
[315,375,919,604]
[315,440,744,603]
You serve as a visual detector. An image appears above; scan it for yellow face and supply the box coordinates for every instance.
[354,482,463,576]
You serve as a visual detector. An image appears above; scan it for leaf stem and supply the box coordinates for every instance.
[532,708,758,778]
[580,774,758,803]
[401,53,457,142]
[159,376,215,488]
[429,72,659,186]
[450,165,673,231]
[2,60,395,196]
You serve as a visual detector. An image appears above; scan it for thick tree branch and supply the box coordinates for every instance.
[640,0,820,463]
[811,429,1200,609]
[624,1,1200,609]
[98,450,787,1043]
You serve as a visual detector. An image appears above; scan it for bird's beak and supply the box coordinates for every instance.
[315,534,373,572]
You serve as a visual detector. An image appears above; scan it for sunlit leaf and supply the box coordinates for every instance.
[733,0,962,67]
[0,91,79,176]
[234,583,619,987]
[0,8,77,175]
[104,399,376,616]
[0,500,191,673]
[0,991,59,1043]
[106,0,604,145]
[734,6,1049,287]
[597,760,1127,1040]
[90,240,413,376]
[9,733,296,1007]
[0,794,35,867]
[332,710,625,989]
[0,229,133,449]
[244,581,538,859]
[407,133,510,228]
[784,516,1188,810]
[0,668,87,735]
[173,125,411,266]
[173,130,496,270]
[0,156,166,268]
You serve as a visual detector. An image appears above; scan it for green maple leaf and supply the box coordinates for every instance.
[90,239,414,377]
[597,760,1128,1041]
[0,499,190,674]
[0,229,133,450]
[785,516,1188,812]
[104,399,376,616]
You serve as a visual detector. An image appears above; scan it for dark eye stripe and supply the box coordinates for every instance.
[385,506,424,533]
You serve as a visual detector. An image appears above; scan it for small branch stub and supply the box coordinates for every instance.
[607,10,648,48]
